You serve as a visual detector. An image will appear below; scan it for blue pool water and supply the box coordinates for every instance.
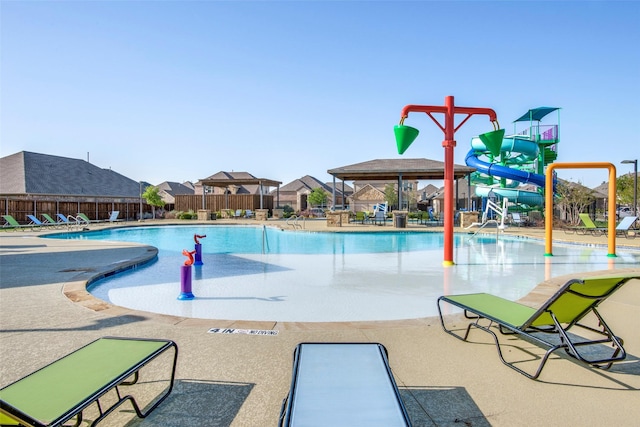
[47,225,640,322]
[50,225,456,254]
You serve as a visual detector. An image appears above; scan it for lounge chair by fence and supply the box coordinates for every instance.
[510,212,526,226]
[564,213,605,235]
[76,213,98,224]
[56,213,76,227]
[609,216,638,239]
[108,211,121,222]
[26,215,50,229]
[2,215,30,231]
[41,214,59,227]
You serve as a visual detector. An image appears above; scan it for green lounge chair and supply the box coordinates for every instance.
[564,213,605,236]
[76,213,97,224]
[0,337,177,426]
[437,272,639,379]
[2,215,31,231]
[41,214,59,227]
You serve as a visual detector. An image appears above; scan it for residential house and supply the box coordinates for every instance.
[273,175,351,212]
[176,171,281,214]
[349,183,386,213]
[195,171,263,196]
[0,151,146,222]
[156,181,195,212]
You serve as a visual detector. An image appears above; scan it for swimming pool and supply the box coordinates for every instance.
[48,225,640,322]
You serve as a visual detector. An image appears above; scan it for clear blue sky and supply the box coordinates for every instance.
[2,1,639,189]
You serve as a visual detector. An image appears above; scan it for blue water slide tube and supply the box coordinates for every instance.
[466,137,546,188]
[465,149,546,188]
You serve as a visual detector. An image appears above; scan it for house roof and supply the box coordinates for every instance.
[327,158,475,182]
[277,175,339,194]
[0,151,142,197]
[198,171,281,188]
[157,181,195,203]
[325,181,353,194]
[350,183,385,200]
[157,181,195,196]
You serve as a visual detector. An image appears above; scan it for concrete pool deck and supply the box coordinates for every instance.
[1,218,639,426]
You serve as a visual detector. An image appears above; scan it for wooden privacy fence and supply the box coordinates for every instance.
[2,194,275,224]
[1,196,146,223]
[175,194,274,213]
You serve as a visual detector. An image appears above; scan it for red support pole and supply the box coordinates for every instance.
[442,96,456,266]
[398,95,497,267]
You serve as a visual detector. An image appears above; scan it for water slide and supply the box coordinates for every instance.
[465,135,545,206]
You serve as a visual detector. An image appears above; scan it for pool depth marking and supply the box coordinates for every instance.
[208,328,279,336]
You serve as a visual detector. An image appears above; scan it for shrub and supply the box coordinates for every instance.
[282,205,295,218]
[177,210,196,220]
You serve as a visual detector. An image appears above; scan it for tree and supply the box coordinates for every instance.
[555,181,595,225]
[307,187,328,207]
[142,186,165,219]
[402,183,418,211]
[384,184,397,209]
[617,173,635,206]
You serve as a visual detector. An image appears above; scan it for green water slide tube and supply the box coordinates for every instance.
[466,135,545,206]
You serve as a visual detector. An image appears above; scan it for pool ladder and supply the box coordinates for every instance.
[467,220,503,242]
[262,225,270,254]
[286,215,303,230]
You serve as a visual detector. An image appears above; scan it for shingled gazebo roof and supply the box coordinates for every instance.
[198,171,281,188]
[327,158,475,182]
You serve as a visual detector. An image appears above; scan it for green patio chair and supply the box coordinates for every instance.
[354,211,366,224]
[2,215,31,231]
[41,214,59,227]
[76,213,98,224]
[437,272,639,379]
[564,213,605,236]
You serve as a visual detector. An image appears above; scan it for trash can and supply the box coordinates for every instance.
[393,212,407,228]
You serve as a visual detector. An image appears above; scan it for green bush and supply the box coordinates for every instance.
[282,205,295,218]
[177,210,196,220]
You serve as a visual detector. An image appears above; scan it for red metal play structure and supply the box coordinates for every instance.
[395,95,500,266]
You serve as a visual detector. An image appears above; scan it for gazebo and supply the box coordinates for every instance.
[327,158,475,209]
[197,177,282,210]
